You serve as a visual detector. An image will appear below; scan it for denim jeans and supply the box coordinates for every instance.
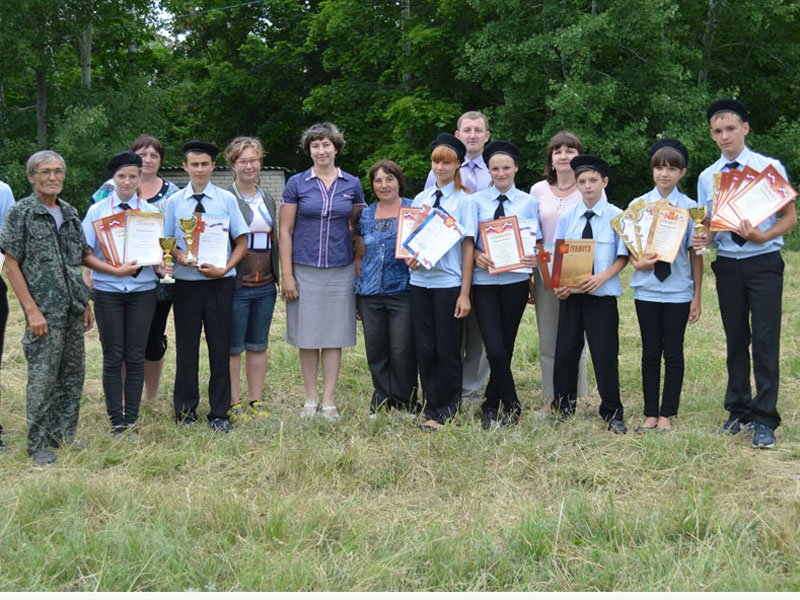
[230,282,278,354]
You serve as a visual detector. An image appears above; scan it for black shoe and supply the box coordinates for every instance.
[553,395,576,419]
[500,410,521,428]
[482,410,499,430]
[752,422,776,449]
[718,416,742,435]
[209,418,231,433]
[607,418,628,435]
[30,449,57,465]
[0,425,5,452]
[177,410,198,426]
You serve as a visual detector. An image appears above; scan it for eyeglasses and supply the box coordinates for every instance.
[235,158,261,167]
[33,168,66,177]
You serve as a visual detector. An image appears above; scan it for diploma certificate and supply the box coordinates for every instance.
[535,242,556,290]
[551,239,595,288]
[403,208,465,269]
[394,207,423,259]
[124,212,165,266]
[479,216,525,274]
[727,164,797,228]
[511,218,538,274]
[193,213,230,269]
[644,206,689,263]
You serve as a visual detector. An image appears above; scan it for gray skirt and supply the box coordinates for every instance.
[285,263,357,349]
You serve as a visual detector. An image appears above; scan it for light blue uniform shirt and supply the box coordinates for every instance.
[554,197,628,297]
[0,181,15,237]
[628,187,697,303]
[164,182,250,281]
[472,184,539,286]
[82,193,159,293]
[424,155,492,193]
[409,182,476,289]
[697,147,788,259]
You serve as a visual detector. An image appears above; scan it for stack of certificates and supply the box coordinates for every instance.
[611,199,690,263]
[395,206,466,269]
[92,211,165,266]
[710,165,797,231]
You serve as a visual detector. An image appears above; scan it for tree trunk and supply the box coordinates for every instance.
[78,21,93,90]
[697,0,719,88]
[36,69,47,147]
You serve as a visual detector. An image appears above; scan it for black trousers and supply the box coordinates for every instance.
[0,277,7,413]
[634,299,690,418]
[410,285,463,423]
[94,289,157,430]
[357,294,419,412]
[553,294,624,420]
[145,297,173,361]
[472,280,529,415]
[712,251,783,429]
[172,278,234,421]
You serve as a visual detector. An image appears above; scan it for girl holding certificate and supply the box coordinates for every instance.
[407,134,476,431]
[82,152,168,438]
[628,139,702,433]
[471,141,539,428]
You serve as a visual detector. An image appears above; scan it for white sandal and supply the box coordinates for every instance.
[300,401,319,418]
[320,404,340,420]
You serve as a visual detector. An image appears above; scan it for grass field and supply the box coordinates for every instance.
[0,251,799,591]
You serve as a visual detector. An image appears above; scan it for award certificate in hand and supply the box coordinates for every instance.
[728,164,797,228]
[124,212,165,265]
[551,239,595,288]
[403,208,465,269]
[192,213,230,269]
[644,206,689,263]
[480,216,525,274]
[511,218,538,274]
[394,206,423,259]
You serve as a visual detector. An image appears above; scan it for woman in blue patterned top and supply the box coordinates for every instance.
[354,160,419,415]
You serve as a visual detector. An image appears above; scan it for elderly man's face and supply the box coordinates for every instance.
[28,159,66,199]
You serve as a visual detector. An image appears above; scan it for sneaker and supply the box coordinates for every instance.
[300,401,319,418]
[320,404,340,420]
[751,422,776,449]
[228,403,248,422]
[248,401,270,418]
[30,449,57,465]
[482,410,499,430]
[607,418,628,435]
[718,416,743,435]
[0,425,5,452]
[209,418,231,433]
[177,410,199,426]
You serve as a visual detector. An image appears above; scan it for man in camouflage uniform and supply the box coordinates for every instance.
[0,150,94,464]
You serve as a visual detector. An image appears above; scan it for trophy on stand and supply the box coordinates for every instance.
[158,237,176,284]
[179,216,198,265]
[689,206,709,255]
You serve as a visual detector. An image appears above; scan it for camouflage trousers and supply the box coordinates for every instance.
[22,316,85,452]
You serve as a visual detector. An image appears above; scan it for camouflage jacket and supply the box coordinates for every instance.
[0,194,91,327]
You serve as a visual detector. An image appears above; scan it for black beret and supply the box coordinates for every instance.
[483,140,521,164]
[431,133,466,164]
[181,140,219,159]
[706,98,749,123]
[107,151,142,176]
[570,154,609,178]
[649,137,689,166]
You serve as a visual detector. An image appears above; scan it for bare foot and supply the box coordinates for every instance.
[657,416,672,431]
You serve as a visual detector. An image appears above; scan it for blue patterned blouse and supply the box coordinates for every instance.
[354,199,412,296]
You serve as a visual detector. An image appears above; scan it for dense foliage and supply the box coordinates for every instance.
[1,0,799,222]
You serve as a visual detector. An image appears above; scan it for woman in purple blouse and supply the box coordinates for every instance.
[279,123,366,419]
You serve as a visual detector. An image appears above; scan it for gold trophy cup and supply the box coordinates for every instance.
[688,206,709,255]
[179,216,198,265]
[158,237,177,284]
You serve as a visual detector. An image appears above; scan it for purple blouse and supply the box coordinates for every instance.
[282,167,366,268]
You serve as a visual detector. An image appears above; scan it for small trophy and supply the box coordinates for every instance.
[688,206,709,255]
[158,237,176,284]
[179,216,198,265]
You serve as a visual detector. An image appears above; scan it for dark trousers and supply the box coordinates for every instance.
[554,294,624,420]
[634,299,690,418]
[0,277,7,411]
[173,278,234,421]
[94,289,157,430]
[712,252,783,429]
[472,280,529,416]
[410,285,463,423]
[357,294,419,412]
[145,298,173,361]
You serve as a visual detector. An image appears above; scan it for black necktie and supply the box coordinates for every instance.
[582,210,595,239]
[118,203,131,211]
[654,261,671,282]
[725,161,741,170]
[193,193,206,213]
[494,194,508,219]
[432,190,443,209]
